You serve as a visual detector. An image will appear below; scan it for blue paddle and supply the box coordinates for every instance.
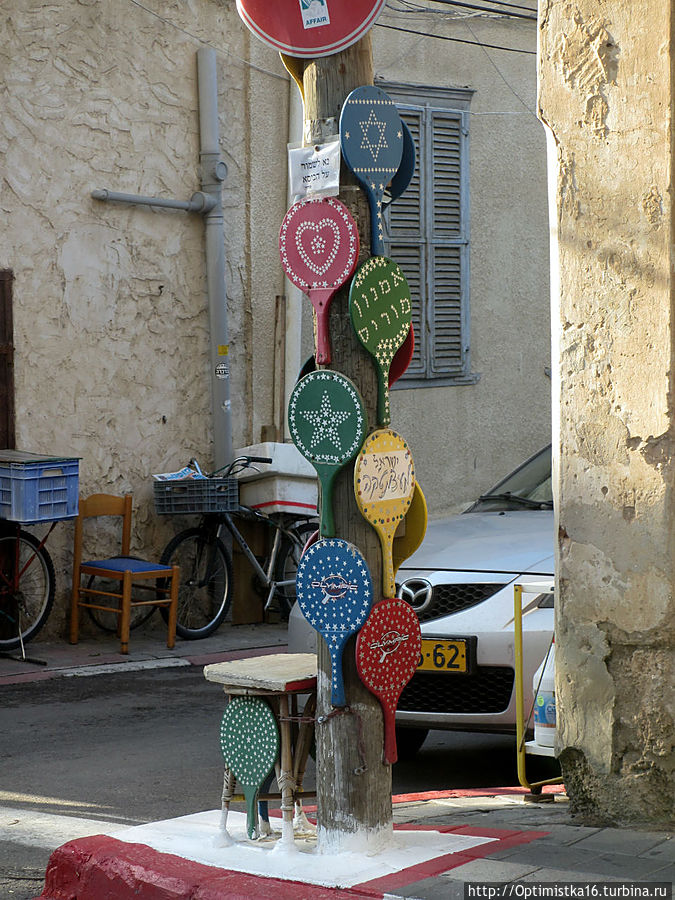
[296,538,373,706]
[340,85,403,256]
[383,119,416,209]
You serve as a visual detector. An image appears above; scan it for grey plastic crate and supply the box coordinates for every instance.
[153,478,239,515]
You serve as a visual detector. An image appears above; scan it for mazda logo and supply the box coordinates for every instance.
[398,578,434,613]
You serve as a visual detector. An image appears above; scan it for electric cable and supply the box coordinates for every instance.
[421,0,537,21]
[376,21,537,54]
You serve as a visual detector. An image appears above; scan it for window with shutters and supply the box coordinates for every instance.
[379,81,477,386]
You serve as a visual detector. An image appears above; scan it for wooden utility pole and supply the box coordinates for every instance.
[301,35,394,849]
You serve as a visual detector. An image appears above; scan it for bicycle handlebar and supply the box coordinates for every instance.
[209,455,273,478]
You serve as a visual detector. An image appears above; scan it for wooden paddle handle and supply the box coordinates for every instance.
[368,190,384,257]
[376,367,391,428]
[330,640,348,707]
[383,706,398,765]
[378,529,396,597]
[319,471,336,537]
[314,302,332,365]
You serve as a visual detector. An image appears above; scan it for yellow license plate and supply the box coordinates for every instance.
[418,639,469,673]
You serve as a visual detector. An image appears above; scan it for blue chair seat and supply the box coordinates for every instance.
[82,556,173,575]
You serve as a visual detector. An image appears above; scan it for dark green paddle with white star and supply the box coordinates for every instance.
[349,256,412,426]
[220,696,279,839]
[288,370,368,537]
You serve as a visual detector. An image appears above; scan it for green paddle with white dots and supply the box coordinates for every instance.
[349,256,412,426]
[220,696,279,839]
[288,370,368,537]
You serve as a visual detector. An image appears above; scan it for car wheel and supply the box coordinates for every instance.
[395,726,429,761]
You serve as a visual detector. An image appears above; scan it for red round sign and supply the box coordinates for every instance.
[236,0,386,58]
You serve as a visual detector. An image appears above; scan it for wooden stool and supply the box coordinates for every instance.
[204,652,317,847]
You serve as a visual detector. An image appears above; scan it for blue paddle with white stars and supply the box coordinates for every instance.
[296,538,373,706]
[340,85,403,256]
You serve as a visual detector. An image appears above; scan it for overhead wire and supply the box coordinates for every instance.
[461,17,538,115]
[421,0,537,21]
[375,21,537,54]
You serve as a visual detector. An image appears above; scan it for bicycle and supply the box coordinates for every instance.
[153,455,317,640]
[0,521,56,655]
[0,450,80,656]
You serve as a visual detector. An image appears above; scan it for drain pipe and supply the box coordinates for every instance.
[197,47,231,471]
[284,82,305,425]
[91,48,232,471]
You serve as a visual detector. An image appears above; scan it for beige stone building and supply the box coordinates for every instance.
[0,1,549,633]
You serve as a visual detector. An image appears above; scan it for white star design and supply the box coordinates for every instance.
[360,110,388,162]
[299,390,351,451]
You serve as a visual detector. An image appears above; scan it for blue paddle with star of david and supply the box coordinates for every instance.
[340,85,403,256]
[296,538,373,707]
[288,371,368,537]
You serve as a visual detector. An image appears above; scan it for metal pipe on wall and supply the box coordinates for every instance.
[197,47,232,471]
[283,82,305,429]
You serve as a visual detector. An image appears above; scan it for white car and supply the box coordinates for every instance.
[287,445,554,757]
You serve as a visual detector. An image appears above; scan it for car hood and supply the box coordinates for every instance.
[398,509,554,575]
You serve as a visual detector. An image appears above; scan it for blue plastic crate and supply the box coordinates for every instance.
[0,452,80,524]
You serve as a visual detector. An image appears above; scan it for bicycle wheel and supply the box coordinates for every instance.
[159,526,233,639]
[86,577,157,633]
[0,530,55,651]
[274,522,318,617]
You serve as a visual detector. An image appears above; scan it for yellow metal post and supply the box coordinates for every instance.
[513,582,564,797]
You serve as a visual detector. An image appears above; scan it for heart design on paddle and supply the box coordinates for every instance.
[295,219,341,278]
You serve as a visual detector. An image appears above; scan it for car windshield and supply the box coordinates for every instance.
[465,445,553,512]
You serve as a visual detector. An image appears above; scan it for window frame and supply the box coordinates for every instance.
[377,80,479,387]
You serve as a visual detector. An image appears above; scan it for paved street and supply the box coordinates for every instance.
[0,660,551,899]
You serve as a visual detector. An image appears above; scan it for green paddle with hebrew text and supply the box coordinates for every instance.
[349,257,412,426]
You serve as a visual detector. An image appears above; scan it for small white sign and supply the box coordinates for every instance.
[300,0,330,29]
[288,138,340,200]
[358,450,413,503]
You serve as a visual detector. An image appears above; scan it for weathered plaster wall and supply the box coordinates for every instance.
[0,0,289,634]
[539,0,674,823]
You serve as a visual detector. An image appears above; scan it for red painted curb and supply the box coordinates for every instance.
[35,824,548,900]
[36,835,390,900]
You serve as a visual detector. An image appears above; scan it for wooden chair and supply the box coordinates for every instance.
[70,493,179,655]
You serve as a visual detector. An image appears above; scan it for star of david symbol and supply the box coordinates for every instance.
[360,110,388,162]
[300,390,351,451]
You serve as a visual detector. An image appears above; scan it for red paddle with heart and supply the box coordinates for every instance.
[355,598,421,764]
[280,197,360,365]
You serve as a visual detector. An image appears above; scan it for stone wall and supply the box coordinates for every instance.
[538,0,674,824]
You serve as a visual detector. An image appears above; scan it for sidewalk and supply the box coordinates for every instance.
[36,790,673,900]
[0,620,289,686]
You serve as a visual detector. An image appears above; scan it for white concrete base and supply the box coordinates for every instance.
[112,809,495,889]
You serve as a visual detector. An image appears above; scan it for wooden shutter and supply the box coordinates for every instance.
[386,109,426,376]
[431,246,464,375]
[430,111,466,375]
[432,111,463,238]
[385,102,469,380]
[430,111,467,376]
